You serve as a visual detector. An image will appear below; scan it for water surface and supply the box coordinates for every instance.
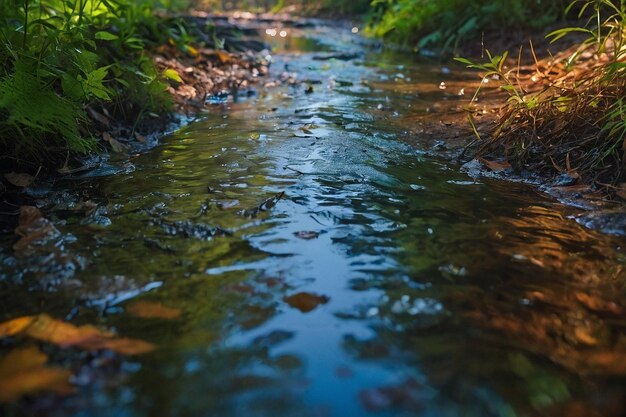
[2,21,626,417]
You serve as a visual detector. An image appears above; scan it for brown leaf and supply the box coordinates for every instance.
[0,346,73,403]
[17,206,43,229]
[478,157,511,172]
[102,132,128,153]
[126,300,182,320]
[284,292,329,313]
[4,172,35,187]
[14,206,59,251]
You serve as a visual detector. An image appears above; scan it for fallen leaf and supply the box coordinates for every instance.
[0,314,156,355]
[284,292,329,313]
[16,206,44,230]
[294,231,320,240]
[574,327,598,346]
[0,346,73,403]
[135,132,147,143]
[0,316,34,337]
[102,132,128,153]
[186,45,200,57]
[163,68,183,83]
[299,127,314,135]
[14,206,59,251]
[478,157,511,172]
[4,172,34,187]
[216,50,231,63]
[79,337,156,355]
[25,314,114,347]
[126,300,182,319]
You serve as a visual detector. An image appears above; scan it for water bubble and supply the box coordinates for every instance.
[279,30,288,38]
[351,27,359,33]
[366,307,379,317]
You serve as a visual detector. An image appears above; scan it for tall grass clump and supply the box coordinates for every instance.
[460,0,626,188]
[368,0,566,52]
[0,0,193,170]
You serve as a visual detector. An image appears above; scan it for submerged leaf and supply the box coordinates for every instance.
[0,316,34,337]
[284,292,329,313]
[126,300,182,319]
[0,314,156,355]
[0,346,72,403]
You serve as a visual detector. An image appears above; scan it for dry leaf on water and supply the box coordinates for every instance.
[0,346,73,403]
[4,172,35,187]
[0,314,155,355]
[126,300,182,319]
[478,157,512,172]
[284,292,329,313]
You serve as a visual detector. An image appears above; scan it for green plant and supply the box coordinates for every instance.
[457,0,626,186]
[0,0,194,169]
[368,0,565,53]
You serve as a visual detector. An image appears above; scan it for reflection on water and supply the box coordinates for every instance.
[2,21,626,417]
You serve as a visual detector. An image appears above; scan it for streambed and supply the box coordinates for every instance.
[1,19,626,417]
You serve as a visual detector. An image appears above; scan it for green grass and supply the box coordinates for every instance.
[367,0,566,52]
[459,0,626,188]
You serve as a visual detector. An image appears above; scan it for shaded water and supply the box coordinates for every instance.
[2,21,626,417]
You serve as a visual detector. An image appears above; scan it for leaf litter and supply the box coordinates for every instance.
[0,314,155,402]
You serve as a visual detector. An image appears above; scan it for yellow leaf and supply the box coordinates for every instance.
[163,68,183,83]
[186,45,199,57]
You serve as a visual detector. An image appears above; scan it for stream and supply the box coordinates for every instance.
[2,19,626,417]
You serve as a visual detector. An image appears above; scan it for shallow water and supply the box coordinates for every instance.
[2,21,626,417]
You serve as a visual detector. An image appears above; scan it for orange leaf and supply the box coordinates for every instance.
[0,346,73,403]
[216,50,231,63]
[0,316,34,338]
[0,315,156,356]
[126,300,182,319]
[82,338,156,355]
